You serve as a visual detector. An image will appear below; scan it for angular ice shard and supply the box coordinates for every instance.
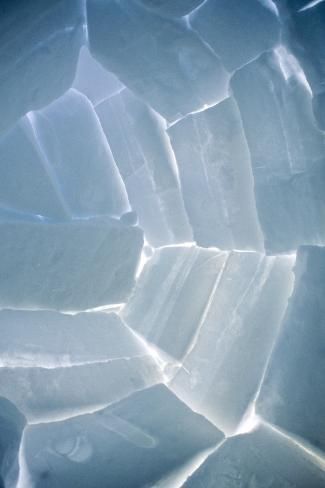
[0,397,26,488]
[23,384,223,488]
[0,218,143,311]
[170,252,294,433]
[184,424,325,487]
[0,356,162,422]
[87,0,228,122]
[123,246,294,432]
[257,246,325,453]
[31,89,129,219]
[274,1,325,130]
[0,118,68,220]
[191,0,279,72]
[0,311,145,367]
[73,46,123,106]
[168,97,263,251]
[122,246,224,361]
[96,89,192,246]
[0,0,84,135]
[134,0,205,17]
[231,53,325,253]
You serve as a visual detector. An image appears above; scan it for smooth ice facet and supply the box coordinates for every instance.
[0,218,143,311]
[23,384,223,487]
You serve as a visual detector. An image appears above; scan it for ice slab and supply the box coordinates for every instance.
[231,53,325,253]
[73,46,123,105]
[257,246,325,453]
[31,89,129,219]
[0,356,162,423]
[0,397,26,488]
[191,0,279,72]
[0,218,143,311]
[184,424,325,487]
[170,252,294,433]
[168,97,263,251]
[122,246,225,361]
[23,384,223,487]
[96,89,192,247]
[134,0,205,17]
[0,0,84,135]
[0,118,68,220]
[0,311,146,367]
[87,0,228,122]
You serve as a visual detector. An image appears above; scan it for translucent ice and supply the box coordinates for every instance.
[0,0,84,135]
[134,0,205,18]
[257,246,325,453]
[184,424,325,487]
[0,311,146,367]
[168,97,263,251]
[0,397,26,488]
[0,218,143,311]
[96,89,192,246]
[87,0,228,122]
[23,384,223,487]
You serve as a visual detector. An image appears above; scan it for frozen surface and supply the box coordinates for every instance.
[31,89,129,219]
[0,0,84,135]
[134,0,205,17]
[0,356,162,423]
[23,384,223,488]
[168,97,263,250]
[184,424,325,487]
[96,89,192,246]
[231,52,325,253]
[87,0,228,122]
[191,0,279,72]
[0,218,143,311]
[0,311,145,367]
[257,246,325,452]
[0,398,26,488]
[73,46,124,105]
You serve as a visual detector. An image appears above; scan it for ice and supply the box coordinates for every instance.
[122,246,224,361]
[96,89,192,246]
[184,423,325,487]
[256,246,325,453]
[0,356,162,423]
[0,218,143,311]
[0,118,68,220]
[122,246,294,433]
[0,0,84,135]
[23,384,223,487]
[73,46,124,105]
[168,97,263,251]
[31,89,129,219]
[133,0,205,17]
[231,52,325,253]
[190,0,279,72]
[0,311,146,367]
[87,0,229,122]
[0,397,26,488]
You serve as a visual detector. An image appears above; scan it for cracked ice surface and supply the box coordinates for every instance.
[1,0,325,486]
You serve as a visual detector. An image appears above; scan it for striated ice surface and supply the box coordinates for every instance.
[231,52,325,253]
[0,218,143,311]
[23,384,223,488]
[257,246,325,452]
[0,398,26,488]
[184,423,325,487]
[0,0,84,135]
[123,245,294,432]
[168,97,263,250]
[96,89,192,246]
[190,0,279,72]
[87,0,229,122]
[1,1,325,486]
